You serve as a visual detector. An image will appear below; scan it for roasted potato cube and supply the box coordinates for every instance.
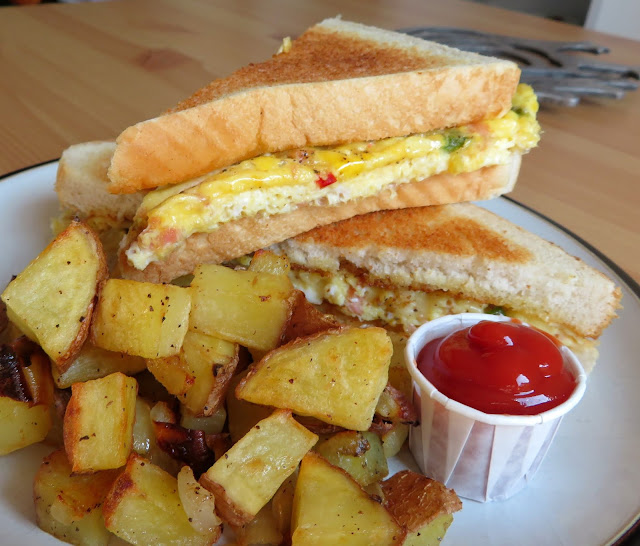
[64,372,137,473]
[91,279,191,358]
[0,389,52,456]
[33,449,119,545]
[291,452,405,545]
[178,331,239,416]
[1,220,107,370]
[315,431,388,487]
[146,354,195,397]
[376,384,419,425]
[189,264,295,352]
[381,422,410,458]
[282,290,340,344]
[177,466,223,536]
[0,338,53,454]
[387,330,412,397]
[234,503,283,546]
[200,409,317,526]
[149,400,178,424]
[381,470,462,546]
[53,343,146,389]
[236,327,392,431]
[248,249,291,276]
[226,371,273,444]
[103,454,220,545]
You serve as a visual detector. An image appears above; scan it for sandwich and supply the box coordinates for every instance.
[269,204,622,372]
[53,141,146,269]
[58,17,540,283]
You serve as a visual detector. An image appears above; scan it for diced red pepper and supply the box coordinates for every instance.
[316,173,337,188]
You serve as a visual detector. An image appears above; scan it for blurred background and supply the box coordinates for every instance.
[1,0,638,41]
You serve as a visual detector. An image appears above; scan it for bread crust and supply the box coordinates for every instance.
[56,141,143,222]
[276,202,621,340]
[117,157,520,283]
[108,18,519,193]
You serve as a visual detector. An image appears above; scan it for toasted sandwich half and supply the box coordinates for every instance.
[270,204,622,372]
[87,17,541,283]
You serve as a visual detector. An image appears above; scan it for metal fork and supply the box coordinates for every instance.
[402,27,639,106]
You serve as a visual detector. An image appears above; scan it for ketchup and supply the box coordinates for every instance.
[417,320,576,415]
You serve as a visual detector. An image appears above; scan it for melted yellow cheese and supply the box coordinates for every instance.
[127,84,540,270]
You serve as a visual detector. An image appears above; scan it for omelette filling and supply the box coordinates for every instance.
[291,267,597,366]
[127,84,540,270]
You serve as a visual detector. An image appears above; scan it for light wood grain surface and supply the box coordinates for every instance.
[1,0,638,284]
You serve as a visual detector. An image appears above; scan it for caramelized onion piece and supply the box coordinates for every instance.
[177,466,222,534]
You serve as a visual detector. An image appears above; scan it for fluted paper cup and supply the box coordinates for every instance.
[405,313,587,502]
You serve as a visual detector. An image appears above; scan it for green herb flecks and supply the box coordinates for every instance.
[443,132,470,153]
[485,305,507,316]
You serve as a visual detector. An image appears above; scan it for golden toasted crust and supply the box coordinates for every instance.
[300,206,532,263]
[108,17,519,194]
[117,159,519,283]
[275,203,621,339]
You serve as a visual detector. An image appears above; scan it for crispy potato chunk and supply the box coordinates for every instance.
[376,384,419,425]
[381,470,462,546]
[103,454,220,545]
[64,372,137,473]
[315,431,388,487]
[0,395,52,455]
[177,331,239,416]
[33,449,118,545]
[1,220,107,370]
[53,343,146,389]
[236,327,392,431]
[200,409,317,526]
[0,338,53,454]
[146,354,195,397]
[291,452,405,545]
[189,264,295,352]
[381,423,410,458]
[248,249,291,276]
[91,279,191,359]
[387,330,412,397]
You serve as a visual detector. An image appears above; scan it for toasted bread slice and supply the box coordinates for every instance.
[56,142,143,224]
[117,155,521,283]
[108,17,519,193]
[272,203,621,342]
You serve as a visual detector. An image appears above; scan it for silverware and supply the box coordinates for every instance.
[402,27,639,106]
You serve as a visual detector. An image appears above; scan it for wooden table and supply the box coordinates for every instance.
[1,0,639,286]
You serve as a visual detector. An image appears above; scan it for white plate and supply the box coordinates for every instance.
[1,162,639,546]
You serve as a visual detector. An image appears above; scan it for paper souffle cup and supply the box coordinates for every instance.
[405,313,587,502]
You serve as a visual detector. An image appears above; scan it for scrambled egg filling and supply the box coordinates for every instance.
[127,84,540,270]
[292,267,594,359]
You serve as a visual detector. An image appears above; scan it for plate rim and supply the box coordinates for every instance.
[1,160,639,545]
